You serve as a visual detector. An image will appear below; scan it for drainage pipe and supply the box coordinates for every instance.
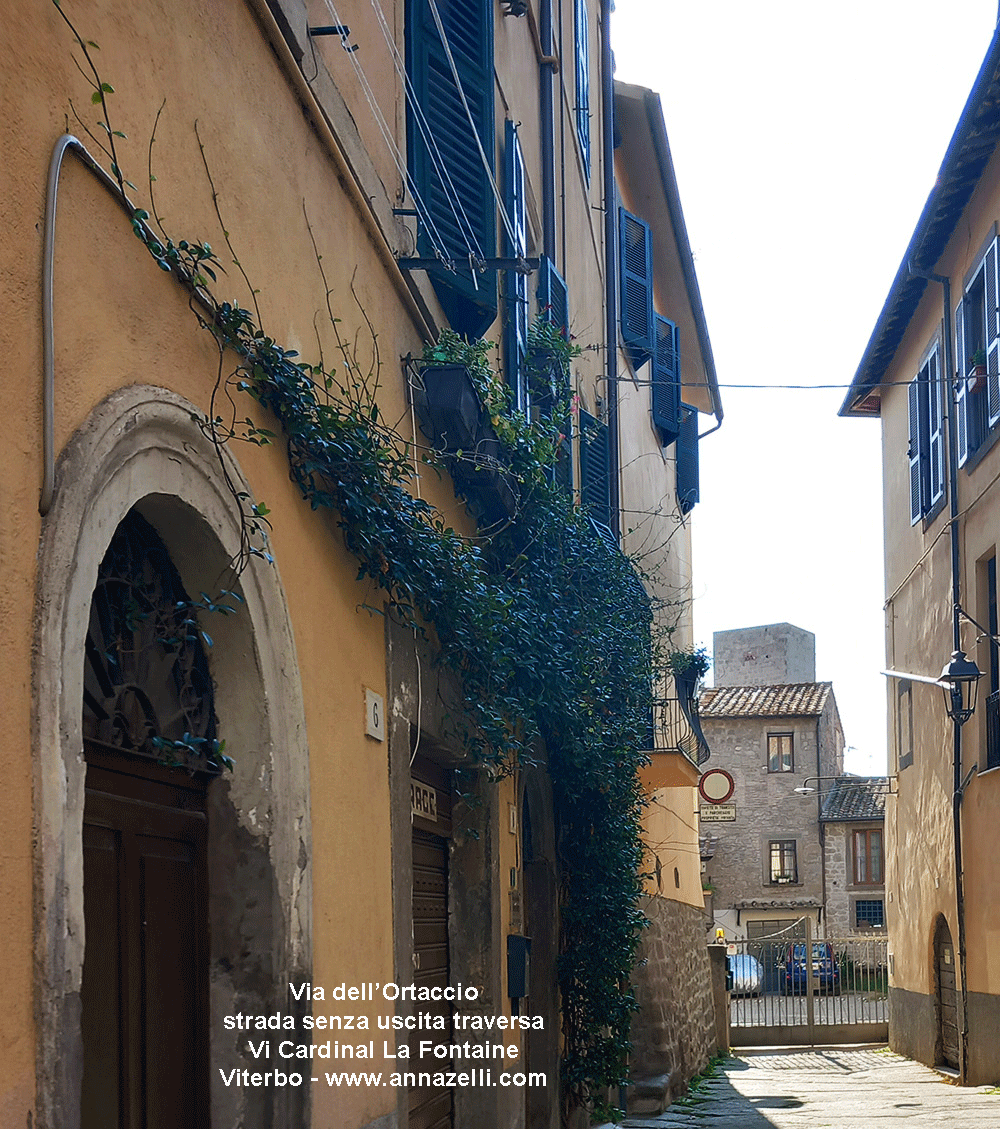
[540,0,556,260]
[907,262,970,1080]
[600,0,619,538]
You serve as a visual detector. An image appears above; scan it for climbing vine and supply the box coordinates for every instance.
[54,3,677,1114]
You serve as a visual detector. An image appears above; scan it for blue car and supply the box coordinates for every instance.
[782,942,840,994]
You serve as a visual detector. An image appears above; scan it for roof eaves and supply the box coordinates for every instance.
[640,88,724,424]
[840,26,1000,418]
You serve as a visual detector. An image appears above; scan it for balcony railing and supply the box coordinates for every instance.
[986,689,1000,771]
[650,696,707,765]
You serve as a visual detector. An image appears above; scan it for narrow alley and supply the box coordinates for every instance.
[615,1048,1000,1129]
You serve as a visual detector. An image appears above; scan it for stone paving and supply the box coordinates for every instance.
[613,1047,1000,1128]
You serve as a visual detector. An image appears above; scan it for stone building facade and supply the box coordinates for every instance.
[820,778,887,937]
[699,624,845,941]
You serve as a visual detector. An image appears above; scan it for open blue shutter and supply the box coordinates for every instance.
[579,409,611,530]
[406,0,497,336]
[651,314,681,445]
[504,120,528,416]
[988,238,1000,428]
[908,378,922,525]
[956,297,968,466]
[574,0,591,180]
[675,405,700,514]
[926,350,944,509]
[619,208,653,363]
[537,257,569,338]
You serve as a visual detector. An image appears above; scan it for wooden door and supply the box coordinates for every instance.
[935,920,960,1070]
[409,828,452,1129]
[81,754,210,1129]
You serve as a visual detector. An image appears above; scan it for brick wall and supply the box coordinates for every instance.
[629,895,716,1090]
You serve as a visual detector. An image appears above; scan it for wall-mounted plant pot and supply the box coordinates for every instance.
[971,364,988,393]
[419,364,482,452]
[452,430,518,523]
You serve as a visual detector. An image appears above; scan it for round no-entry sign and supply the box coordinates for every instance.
[698,768,735,804]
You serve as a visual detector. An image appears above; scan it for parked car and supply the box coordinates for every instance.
[782,941,840,994]
[728,953,763,996]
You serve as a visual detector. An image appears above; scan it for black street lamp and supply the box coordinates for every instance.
[940,650,982,727]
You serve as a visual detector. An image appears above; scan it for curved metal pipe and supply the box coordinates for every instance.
[41,134,137,515]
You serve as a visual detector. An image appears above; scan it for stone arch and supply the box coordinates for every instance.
[33,385,312,1129]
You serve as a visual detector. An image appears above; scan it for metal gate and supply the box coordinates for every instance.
[728,918,888,1046]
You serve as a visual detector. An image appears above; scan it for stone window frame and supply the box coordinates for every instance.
[767,732,794,773]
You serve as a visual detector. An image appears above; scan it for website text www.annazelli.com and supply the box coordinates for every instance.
[326,1069,547,1088]
[218,1068,546,1088]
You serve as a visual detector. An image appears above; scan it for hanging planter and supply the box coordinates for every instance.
[419,363,483,452]
[970,349,987,393]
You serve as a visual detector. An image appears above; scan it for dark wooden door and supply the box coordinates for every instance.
[935,923,960,1070]
[81,754,210,1129]
[409,828,453,1129]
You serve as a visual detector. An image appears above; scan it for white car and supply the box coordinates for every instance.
[729,953,763,996]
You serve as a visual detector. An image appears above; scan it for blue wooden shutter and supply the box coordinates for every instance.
[926,350,944,510]
[406,0,497,336]
[579,408,611,530]
[574,0,591,180]
[907,378,923,525]
[651,314,681,445]
[504,120,529,416]
[619,208,654,363]
[956,297,968,466]
[988,237,1000,428]
[537,257,569,338]
[675,405,700,514]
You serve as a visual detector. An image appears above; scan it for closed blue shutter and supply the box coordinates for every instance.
[619,208,653,364]
[926,350,944,510]
[537,257,569,338]
[908,378,922,525]
[406,0,497,336]
[579,409,611,530]
[956,297,968,466]
[675,405,700,514]
[504,120,529,416]
[988,238,1000,428]
[574,0,591,180]
[651,314,681,445]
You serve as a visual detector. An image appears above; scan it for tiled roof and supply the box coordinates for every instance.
[699,682,832,718]
[820,777,888,823]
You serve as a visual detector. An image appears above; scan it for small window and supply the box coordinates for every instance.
[769,840,797,884]
[897,679,913,771]
[767,733,793,773]
[852,828,884,885]
[855,899,885,929]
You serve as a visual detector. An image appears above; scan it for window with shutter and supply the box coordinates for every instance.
[504,120,529,416]
[574,0,591,180]
[908,345,944,525]
[579,408,611,531]
[537,257,569,338]
[619,208,653,365]
[651,315,681,445]
[406,0,497,336]
[955,234,1000,462]
[675,404,699,514]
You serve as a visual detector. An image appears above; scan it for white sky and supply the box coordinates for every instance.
[612,1,1000,774]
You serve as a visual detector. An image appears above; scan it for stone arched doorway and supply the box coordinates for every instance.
[34,387,313,1129]
[933,915,960,1071]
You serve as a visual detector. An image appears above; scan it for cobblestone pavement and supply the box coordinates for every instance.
[616,1047,1000,1128]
